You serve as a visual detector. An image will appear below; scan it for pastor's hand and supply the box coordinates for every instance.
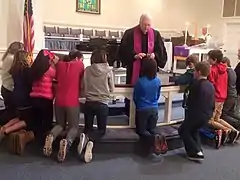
[147,53,155,59]
[134,53,146,59]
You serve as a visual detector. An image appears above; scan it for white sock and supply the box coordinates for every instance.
[197,151,203,156]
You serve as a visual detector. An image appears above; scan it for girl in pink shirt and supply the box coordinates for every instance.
[29,50,58,142]
[43,51,84,162]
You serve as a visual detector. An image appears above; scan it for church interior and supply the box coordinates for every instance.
[1,0,240,179]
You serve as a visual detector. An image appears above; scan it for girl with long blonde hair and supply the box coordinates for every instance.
[0,50,34,155]
[1,41,24,125]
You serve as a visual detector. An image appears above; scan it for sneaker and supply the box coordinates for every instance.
[229,130,238,144]
[153,134,168,155]
[236,131,240,142]
[154,134,161,154]
[43,134,54,156]
[215,130,222,149]
[188,154,204,161]
[57,139,68,162]
[157,135,168,154]
[234,131,240,142]
[77,133,87,156]
[221,130,229,145]
[84,141,94,163]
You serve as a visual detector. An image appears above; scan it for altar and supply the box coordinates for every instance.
[173,44,213,74]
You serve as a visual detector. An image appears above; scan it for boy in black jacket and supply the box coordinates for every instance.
[174,55,197,85]
[235,49,240,96]
[172,55,222,149]
[221,57,240,130]
[179,62,215,161]
[174,55,198,109]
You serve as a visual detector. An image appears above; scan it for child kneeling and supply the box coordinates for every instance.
[0,50,34,155]
[133,58,168,156]
[43,52,84,162]
[78,50,114,163]
[221,57,240,130]
[179,62,215,161]
[208,50,239,144]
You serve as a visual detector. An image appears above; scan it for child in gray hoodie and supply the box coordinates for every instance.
[78,49,114,163]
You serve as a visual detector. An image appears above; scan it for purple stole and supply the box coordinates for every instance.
[131,26,154,85]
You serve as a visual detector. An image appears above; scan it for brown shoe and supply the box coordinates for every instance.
[8,130,26,154]
[15,131,34,155]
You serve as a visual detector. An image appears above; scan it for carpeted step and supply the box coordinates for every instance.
[58,126,183,154]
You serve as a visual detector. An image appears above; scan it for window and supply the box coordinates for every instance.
[222,0,236,17]
[236,0,240,16]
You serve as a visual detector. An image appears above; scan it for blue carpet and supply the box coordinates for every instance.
[0,144,240,180]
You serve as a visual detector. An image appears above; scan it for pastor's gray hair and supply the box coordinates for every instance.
[139,13,152,23]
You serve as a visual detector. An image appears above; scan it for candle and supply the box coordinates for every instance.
[206,24,211,35]
[184,22,190,46]
[194,23,198,40]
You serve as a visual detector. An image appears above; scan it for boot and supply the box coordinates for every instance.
[8,130,26,154]
[0,126,6,143]
[0,127,6,143]
[14,131,34,155]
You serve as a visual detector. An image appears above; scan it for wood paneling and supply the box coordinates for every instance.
[223,0,236,17]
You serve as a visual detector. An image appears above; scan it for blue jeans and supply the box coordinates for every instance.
[199,126,215,139]
[135,108,158,148]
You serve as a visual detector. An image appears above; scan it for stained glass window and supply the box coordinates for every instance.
[77,0,100,14]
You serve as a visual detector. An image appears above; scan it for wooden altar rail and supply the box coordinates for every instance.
[79,84,185,129]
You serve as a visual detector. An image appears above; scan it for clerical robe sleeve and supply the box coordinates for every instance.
[154,31,167,69]
[118,29,136,67]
